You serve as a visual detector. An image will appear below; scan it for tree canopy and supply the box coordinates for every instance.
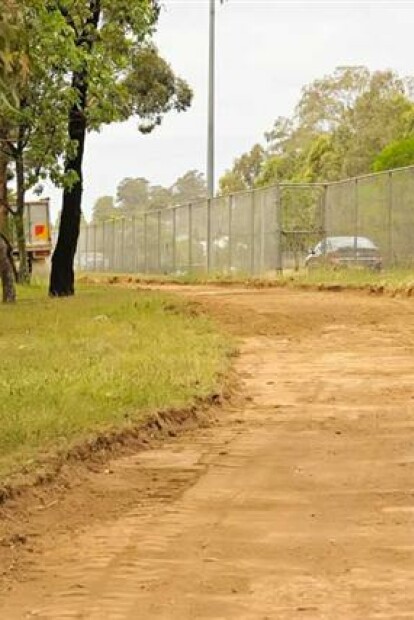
[372,136,414,172]
[92,170,207,222]
[220,66,414,193]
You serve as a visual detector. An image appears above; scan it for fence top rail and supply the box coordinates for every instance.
[79,165,414,229]
[327,164,414,186]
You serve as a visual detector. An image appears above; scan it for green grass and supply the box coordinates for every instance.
[80,267,414,291]
[279,267,414,290]
[0,284,232,478]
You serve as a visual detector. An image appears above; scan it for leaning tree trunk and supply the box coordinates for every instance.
[49,1,101,297]
[0,133,16,303]
[49,93,86,296]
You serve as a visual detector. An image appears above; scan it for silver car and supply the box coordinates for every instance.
[305,236,382,271]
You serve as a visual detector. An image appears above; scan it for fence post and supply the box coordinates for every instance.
[120,218,126,272]
[157,210,162,273]
[228,194,233,273]
[260,193,265,275]
[250,191,255,276]
[207,198,212,273]
[354,178,359,259]
[188,203,193,273]
[387,171,393,267]
[85,224,89,271]
[322,184,328,238]
[112,219,116,272]
[132,216,136,273]
[274,184,282,273]
[102,220,106,271]
[144,213,148,273]
[92,223,96,272]
[172,207,177,274]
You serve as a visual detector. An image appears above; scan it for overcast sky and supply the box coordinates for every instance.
[43,0,412,220]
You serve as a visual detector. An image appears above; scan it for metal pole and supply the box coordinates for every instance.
[387,171,393,267]
[172,208,177,273]
[188,203,193,273]
[207,198,212,273]
[275,184,283,274]
[112,219,116,272]
[228,194,233,273]
[322,184,328,240]
[207,0,215,198]
[85,223,89,272]
[93,223,97,272]
[132,216,136,272]
[354,179,359,259]
[121,218,125,272]
[144,213,148,273]
[102,220,106,272]
[250,191,255,275]
[157,210,162,273]
[260,194,265,276]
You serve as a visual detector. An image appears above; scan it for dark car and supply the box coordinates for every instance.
[305,236,382,271]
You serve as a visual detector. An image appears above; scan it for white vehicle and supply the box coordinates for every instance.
[10,199,52,269]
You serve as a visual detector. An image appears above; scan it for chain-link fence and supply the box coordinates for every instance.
[76,166,414,275]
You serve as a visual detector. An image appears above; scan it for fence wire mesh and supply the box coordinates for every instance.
[76,166,414,275]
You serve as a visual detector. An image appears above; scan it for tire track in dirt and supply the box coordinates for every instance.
[1,288,414,618]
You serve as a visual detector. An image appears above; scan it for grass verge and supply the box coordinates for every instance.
[0,284,232,479]
[78,268,414,295]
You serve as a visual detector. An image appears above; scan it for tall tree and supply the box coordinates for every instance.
[220,66,414,190]
[170,170,207,204]
[0,0,18,300]
[92,196,117,222]
[117,177,150,216]
[0,0,74,282]
[219,145,265,195]
[50,2,192,296]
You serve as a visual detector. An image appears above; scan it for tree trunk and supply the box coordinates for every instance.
[0,129,16,303]
[49,100,86,296]
[15,149,30,283]
[49,1,101,297]
[0,235,16,303]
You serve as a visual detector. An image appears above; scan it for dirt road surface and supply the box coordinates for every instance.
[1,287,414,619]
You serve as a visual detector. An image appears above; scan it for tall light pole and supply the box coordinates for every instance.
[207,0,216,198]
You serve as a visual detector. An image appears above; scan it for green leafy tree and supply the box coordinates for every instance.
[92,196,117,222]
[149,185,172,210]
[372,136,414,172]
[116,177,150,216]
[219,144,265,195]
[50,1,192,297]
[224,66,414,193]
[170,170,206,204]
[0,0,75,283]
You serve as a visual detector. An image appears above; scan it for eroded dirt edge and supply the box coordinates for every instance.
[0,368,239,593]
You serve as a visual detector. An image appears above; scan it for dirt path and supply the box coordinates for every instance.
[2,287,414,619]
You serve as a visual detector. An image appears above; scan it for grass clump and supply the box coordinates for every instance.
[277,267,414,291]
[0,285,232,477]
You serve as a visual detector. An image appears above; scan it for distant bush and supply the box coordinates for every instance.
[372,136,414,172]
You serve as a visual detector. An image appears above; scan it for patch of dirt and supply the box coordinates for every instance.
[0,396,233,594]
[2,286,414,618]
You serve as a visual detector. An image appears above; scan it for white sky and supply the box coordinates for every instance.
[43,0,413,220]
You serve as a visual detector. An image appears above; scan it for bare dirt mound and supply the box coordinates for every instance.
[1,287,414,618]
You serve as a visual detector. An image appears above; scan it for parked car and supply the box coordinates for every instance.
[305,236,382,271]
